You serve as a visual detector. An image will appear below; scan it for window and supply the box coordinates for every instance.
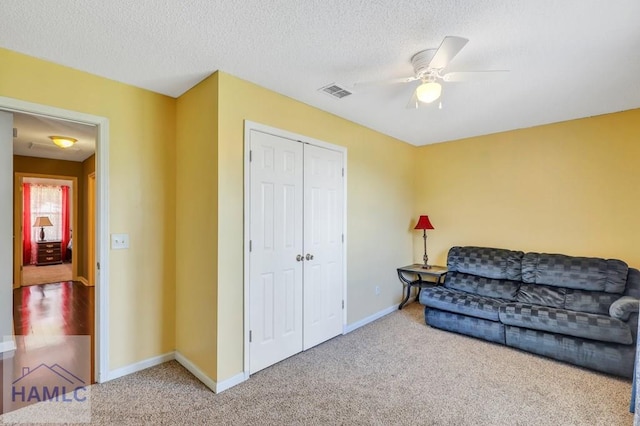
[30,185,64,242]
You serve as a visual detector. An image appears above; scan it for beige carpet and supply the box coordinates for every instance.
[22,263,72,286]
[2,303,633,425]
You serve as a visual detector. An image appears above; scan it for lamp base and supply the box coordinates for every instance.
[39,227,45,242]
[421,264,432,270]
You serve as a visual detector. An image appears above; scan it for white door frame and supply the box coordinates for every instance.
[243,120,347,378]
[0,96,110,383]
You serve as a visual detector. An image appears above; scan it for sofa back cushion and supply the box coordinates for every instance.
[447,246,523,281]
[624,268,640,298]
[445,272,520,301]
[516,284,565,309]
[516,284,620,315]
[521,253,628,294]
[564,289,622,315]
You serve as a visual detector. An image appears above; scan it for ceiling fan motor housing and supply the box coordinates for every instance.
[411,49,438,79]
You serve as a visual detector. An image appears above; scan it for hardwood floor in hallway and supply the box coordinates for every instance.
[1,281,94,415]
[13,281,94,336]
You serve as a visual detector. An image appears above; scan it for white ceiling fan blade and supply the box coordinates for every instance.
[354,76,418,88]
[406,89,420,109]
[428,36,469,69]
[442,70,509,82]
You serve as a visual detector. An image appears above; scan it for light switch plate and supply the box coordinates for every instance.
[111,233,129,250]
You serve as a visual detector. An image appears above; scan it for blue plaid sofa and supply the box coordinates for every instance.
[419,246,640,378]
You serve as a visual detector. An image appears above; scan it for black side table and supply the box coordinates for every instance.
[397,264,448,310]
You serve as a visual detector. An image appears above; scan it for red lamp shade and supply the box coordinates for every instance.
[414,215,434,230]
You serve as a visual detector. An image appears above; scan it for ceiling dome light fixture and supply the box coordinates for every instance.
[49,136,78,149]
[416,81,442,104]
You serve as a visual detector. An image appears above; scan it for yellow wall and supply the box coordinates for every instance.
[82,155,96,282]
[217,72,416,380]
[83,154,96,174]
[1,48,176,370]
[414,109,640,268]
[175,74,219,379]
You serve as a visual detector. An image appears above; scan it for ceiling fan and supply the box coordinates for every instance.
[356,36,508,108]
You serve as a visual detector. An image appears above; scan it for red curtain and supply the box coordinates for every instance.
[61,185,70,261]
[22,183,32,265]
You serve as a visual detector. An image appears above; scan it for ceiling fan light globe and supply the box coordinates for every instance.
[416,82,442,103]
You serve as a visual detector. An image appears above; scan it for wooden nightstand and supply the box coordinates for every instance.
[36,241,63,266]
[397,264,448,310]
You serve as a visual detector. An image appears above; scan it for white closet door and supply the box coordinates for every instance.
[249,130,304,374]
[302,144,344,350]
[248,129,345,373]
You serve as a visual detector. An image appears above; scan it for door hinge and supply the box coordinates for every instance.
[342,168,344,177]
[97,262,100,270]
[249,330,252,342]
[342,300,345,309]
[249,240,252,252]
[341,234,344,243]
[249,150,252,162]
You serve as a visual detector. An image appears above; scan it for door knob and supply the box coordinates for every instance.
[306,253,314,261]
[296,254,304,262]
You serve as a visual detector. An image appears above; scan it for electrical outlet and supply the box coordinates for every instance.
[111,233,130,250]
[375,286,381,295]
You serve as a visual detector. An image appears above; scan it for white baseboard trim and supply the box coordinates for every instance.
[0,338,16,354]
[216,372,247,393]
[175,351,247,393]
[176,351,248,393]
[107,351,175,382]
[96,350,248,393]
[344,304,398,334]
[175,351,216,392]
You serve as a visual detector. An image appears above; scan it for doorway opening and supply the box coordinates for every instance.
[0,96,110,384]
[15,174,78,287]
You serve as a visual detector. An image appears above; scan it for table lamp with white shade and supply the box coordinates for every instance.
[33,216,54,241]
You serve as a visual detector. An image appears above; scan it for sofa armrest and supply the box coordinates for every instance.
[610,296,640,321]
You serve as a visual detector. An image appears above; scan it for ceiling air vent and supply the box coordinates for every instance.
[318,83,353,99]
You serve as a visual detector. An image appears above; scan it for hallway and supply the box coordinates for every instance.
[1,281,94,415]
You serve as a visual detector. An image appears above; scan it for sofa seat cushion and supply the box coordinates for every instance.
[499,303,632,345]
[419,286,503,321]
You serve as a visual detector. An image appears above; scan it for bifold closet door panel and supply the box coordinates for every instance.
[249,130,304,374]
[302,144,344,351]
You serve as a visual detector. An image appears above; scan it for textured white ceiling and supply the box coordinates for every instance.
[1,1,639,146]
